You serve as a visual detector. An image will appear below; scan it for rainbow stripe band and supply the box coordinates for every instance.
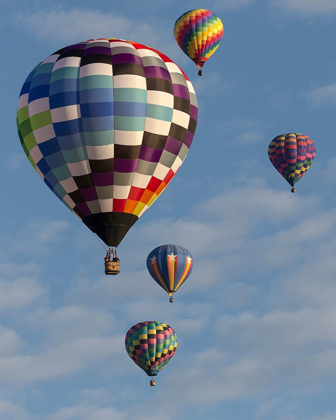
[174,9,224,68]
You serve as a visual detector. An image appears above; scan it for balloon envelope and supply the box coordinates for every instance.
[125,321,177,376]
[268,133,316,188]
[17,39,198,246]
[147,244,193,296]
[174,9,223,70]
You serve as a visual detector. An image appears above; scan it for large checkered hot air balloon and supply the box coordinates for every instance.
[268,133,316,193]
[147,244,193,302]
[174,9,224,76]
[17,38,198,269]
[125,321,178,386]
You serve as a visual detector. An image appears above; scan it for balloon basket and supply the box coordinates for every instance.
[150,379,156,386]
[105,261,120,275]
[198,69,203,76]
[169,296,174,303]
[291,187,296,193]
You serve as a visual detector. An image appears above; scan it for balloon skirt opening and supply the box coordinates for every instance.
[83,213,138,247]
[147,370,158,377]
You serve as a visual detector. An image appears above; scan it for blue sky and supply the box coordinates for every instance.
[2,0,336,419]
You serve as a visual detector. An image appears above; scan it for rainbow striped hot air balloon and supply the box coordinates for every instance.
[125,321,178,386]
[174,9,224,76]
[147,244,193,302]
[268,133,316,193]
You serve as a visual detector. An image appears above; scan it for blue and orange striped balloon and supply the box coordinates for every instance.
[268,133,316,193]
[147,244,193,302]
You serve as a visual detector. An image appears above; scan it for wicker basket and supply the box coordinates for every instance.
[105,261,120,275]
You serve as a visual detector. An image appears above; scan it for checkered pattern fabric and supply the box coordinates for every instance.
[125,321,177,376]
[174,9,223,69]
[268,133,316,188]
[17,39,198,246]
[147,244,193,297]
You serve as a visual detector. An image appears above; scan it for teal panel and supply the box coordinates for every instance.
[114,116,145,131]
[146,104,173,122]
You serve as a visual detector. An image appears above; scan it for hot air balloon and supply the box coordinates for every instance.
[125,321,177,386]
[16,39,198,273]
[268,133,316,193]
[174,9,224,76]
[147,244,193,302]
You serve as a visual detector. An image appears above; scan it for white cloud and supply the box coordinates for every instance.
[49,404,126,420]
[0,326,22,357]
[192,71,233,97]
[0,276,45,311]
[236,130,263,143]
[274,0,336,16]
[32,220,69,244]
[23,305,115,343]
[0,177,335,416]
[0,399,31,420]
[215,118,265,145]
[17,8,178,60]
[217,308,336,355]
[313,414,336,420]
[212,0,257,10]
[0,335,123,386]
[0,219,69,260]
[306,84,336,106]
[7,154,25,170]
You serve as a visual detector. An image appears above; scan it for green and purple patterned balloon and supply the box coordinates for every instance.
[125,321,178,381]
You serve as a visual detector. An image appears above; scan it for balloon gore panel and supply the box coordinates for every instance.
[125,321,178,376]
[174,9,224,68]
[17,39,198,246]
[268,133,316,187]
[147,244,193,295]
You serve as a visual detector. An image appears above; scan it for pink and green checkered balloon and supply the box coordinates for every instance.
[125,321,177,379]
[174,9,224,73]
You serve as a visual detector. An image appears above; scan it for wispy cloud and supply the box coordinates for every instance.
[0,399,30,420]
[192,71,233,97]
[212,0,258,10]
[235,130,263,143]
[306,83,336,107]
[16,8,178,60]
[49,404,126,420]
[215,118,264,144]
[0,335,123,386]
[7,154,25,171]
[273,0,336,17]
[0,219,69,260]
[0,277,45,311]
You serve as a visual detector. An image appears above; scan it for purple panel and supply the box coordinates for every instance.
[92,172,114,186]
[111,54,143,66]
[164,137,182,155]
[173,84,190,100]
[139,146,162,162]
[114,158,138,173]
[190,104,198,120]
[82,46,111,56]
[184,131,193,149]
[80,187,98,201]
[144,66,171,80]
[77,202,91,217]
[64,43,86,52]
